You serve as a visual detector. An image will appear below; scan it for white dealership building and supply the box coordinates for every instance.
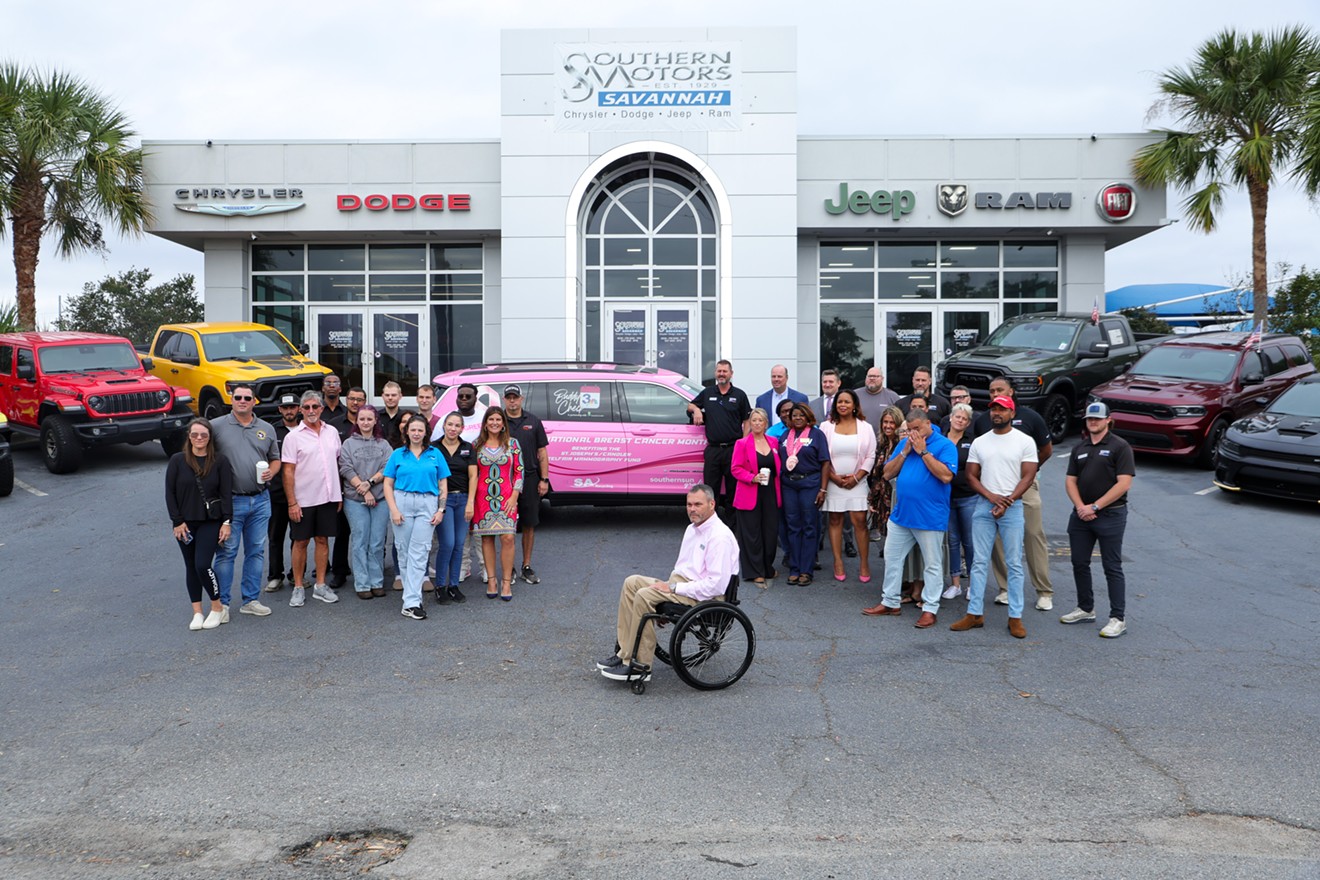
[143,27,1166,401]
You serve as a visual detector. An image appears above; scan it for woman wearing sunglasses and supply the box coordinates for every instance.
[165,418,233,630]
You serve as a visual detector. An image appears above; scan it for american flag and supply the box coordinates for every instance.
[1091,297,1100,325]
[1246,320,1264,348]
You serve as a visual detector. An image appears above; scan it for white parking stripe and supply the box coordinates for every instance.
[1194,486,1218,496]
[14,479,48,497]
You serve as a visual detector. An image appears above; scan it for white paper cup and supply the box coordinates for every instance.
[758,467,771,484]
[256,461,272,483]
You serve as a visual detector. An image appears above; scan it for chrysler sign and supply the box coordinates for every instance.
[173,186,304,217]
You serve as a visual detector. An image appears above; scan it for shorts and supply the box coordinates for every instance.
[290,501,339,542]
[516,480,541,530]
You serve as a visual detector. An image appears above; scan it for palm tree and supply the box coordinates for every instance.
[0,64,151,330]
[1132,27,1320,327]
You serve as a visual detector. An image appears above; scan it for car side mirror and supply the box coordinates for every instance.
[1241,372,1264,386]
[178,355,199,366]
[298,343,310,355]
[1078,342,1109,360]
[16,363,34,381]
[139,356,154,371]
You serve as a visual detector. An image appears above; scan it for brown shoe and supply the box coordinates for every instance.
[949,614,984,631]
[1008,617,1027,639]
[371,587,387,597]
[356,590,373,600]
[862,602,901,616]
[914,611,938,628]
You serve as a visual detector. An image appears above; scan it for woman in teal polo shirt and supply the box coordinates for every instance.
[384,416,449,620]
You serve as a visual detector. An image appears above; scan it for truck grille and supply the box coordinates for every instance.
[1100,397,1174,420]
[944,368,1001,391]
[87,392,166,416]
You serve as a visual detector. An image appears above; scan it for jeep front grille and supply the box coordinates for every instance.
[87,392,165,416]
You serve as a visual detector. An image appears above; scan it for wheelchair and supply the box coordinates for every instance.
[623,575,755,695]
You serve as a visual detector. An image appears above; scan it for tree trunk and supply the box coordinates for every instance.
[1247,175,1270,328]
[11,181,45,332]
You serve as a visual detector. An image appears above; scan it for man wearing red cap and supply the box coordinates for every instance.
[951,395,1038,638]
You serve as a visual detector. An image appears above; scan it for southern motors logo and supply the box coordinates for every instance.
[1095,182,1137,222]
[554,41,741,132]
[174,186,304,217]
[937,184,968,217]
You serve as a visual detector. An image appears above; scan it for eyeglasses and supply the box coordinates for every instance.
[347,397,366,404]
[231,394,254,401]
[188,432,209,439]
[302,404,323,411]
[456,393,475,399]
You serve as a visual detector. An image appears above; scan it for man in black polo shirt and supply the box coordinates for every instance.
[1061,402,1135,638]
[503,383,550,585]
[896,366,951,423]
[686,359,751,523]
[974,376,1055,610]
[266,393,301,592]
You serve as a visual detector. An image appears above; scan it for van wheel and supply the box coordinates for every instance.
[201,393,227,421]
[0,454,13,496]
[1041,394,1072,444]
[41,416,84,474]
[1197,419,1229,470]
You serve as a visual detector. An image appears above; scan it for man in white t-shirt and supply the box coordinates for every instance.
[950,395,1038,639]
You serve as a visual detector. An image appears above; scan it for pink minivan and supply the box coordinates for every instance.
[432,363,707,504]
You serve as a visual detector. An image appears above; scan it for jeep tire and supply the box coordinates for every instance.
[41,416,84,474]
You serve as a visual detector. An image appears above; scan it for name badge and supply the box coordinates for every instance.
[1077,452,1089,460]
[1099,450,1111,457]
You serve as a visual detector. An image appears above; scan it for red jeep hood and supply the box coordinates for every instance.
[44,370,169,394]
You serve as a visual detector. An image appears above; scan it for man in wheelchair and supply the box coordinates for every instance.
[598,484,740,683]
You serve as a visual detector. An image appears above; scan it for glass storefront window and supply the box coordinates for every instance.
[1003,241,1058,268]
[253,275,304,302]
[430,275,483,300]
[940,242,998,269]
[820,272,872,299]
[308,275,366,301]
[1004,271,1058,299]
[252,245,303,271]
[652,238,698,266]
[876,242,937,269]
[604,239,650,266]
[820,302,875,390]
[603,271,649,298]
[431,244,481,271]
[877,274,934,300]
[431,303,483,374]
[308,245,365,271]
[1003,301,1056,319]
[252,305,305,348]
[650,269,698,297]
[369,245,426,271]
[941,271,999,299]
[820,242,873,269]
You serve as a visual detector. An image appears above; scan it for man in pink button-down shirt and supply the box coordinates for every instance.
[598,484,739,682]
[281,390,344,607]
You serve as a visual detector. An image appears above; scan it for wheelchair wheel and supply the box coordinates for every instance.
[669,604,755,691]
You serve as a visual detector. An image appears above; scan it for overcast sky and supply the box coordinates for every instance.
[5,0,1318,325]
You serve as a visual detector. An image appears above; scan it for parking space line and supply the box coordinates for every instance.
[14,479,48,497]
[1194,486,1218,496]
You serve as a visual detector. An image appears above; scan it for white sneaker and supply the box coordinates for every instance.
[1036,595,1054,611]
[393,577,403,591]
[219,606,230,624]
[1099,618,1127,638]
[265,577,283,592]
[201,610,223,629]
[290,587,306,607]
[312,584,339,604]
[941,585,962,600]
[993,591,1009,606]
[1059,607,1096,625]
[240,600,272,617]
[189,613,204,631]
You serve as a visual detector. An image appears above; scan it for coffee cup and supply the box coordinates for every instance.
[256,461,271,483]
[758,466,770,485]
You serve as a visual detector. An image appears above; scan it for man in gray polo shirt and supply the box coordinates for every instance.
[212,384,283,619]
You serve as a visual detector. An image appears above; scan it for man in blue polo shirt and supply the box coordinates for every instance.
[861,407,957,628]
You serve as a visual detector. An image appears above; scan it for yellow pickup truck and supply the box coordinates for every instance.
[146,322,330,419]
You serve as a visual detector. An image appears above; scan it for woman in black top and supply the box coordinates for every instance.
[165,418,233,631]
[942,402,978,600]
[432,411,478,603]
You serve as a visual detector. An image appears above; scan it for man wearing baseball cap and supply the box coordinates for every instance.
[266,393,302,591]
[502,383,550,585]
[951,395,1038,639]
[1061,401,1136,638]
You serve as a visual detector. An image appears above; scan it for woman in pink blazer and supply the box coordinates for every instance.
[730,408,782,584]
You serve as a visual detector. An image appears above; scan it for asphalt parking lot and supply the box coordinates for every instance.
[1,433,1318,879]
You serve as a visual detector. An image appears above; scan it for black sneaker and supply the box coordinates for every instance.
[434,588,453,605]
[596,653,625,671]
[401,606,427,620]
[520,565,540,585]
[600,663,650,682]
[447,586,466,604]
[843,541,858,558]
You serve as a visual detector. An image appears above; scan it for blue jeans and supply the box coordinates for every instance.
[392,490,438,609]
[433,492,468,588]
[782,481,820,577]
[968,497,1025,617]
[214,492,271,606]
[949,494,977,579]
[344,499,389,591]
[880,522,948,613]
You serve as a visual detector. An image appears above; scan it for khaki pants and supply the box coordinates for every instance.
[991,478,1053,596]
[615,572,705,667]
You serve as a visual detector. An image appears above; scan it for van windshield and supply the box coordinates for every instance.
[1132,346,1238,383]
[38,343,141,373]
[985,320,1078,351]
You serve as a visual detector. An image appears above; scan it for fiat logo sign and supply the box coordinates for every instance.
[1095,182,1137,222]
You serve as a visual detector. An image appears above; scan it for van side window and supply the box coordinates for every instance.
[0,344,11,375]
[621,382,694,425]
[540,381,616,422]
[1259,346,1289,376]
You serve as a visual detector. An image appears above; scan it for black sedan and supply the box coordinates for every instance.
[1215,374,1320,504]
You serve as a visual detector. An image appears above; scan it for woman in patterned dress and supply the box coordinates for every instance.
[465,406,524,601]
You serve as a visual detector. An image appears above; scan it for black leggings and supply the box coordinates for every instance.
[177,520,222,603]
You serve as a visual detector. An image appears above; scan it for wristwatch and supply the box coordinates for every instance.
[1091,504,1100,513]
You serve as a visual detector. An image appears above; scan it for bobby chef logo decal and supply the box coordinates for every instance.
[937,184,968,217]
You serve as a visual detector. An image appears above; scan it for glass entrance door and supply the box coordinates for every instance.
[879,306,935,395]
[940,307,996,367]
[310,307,429,404]
[603,303,699,377]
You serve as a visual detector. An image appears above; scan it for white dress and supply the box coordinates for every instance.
[823,432,869,512]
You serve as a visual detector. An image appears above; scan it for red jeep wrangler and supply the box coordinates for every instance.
[0,332,194,474]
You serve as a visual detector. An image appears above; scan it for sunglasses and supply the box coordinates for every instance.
[457,393,475,399]
[302,404,323,411]
[188,432,209,439]
[231,394,254,401]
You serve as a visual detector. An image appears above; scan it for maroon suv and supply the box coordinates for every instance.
[1090,332,1316,468]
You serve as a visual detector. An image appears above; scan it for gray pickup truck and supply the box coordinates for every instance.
[936,312,1164,443]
